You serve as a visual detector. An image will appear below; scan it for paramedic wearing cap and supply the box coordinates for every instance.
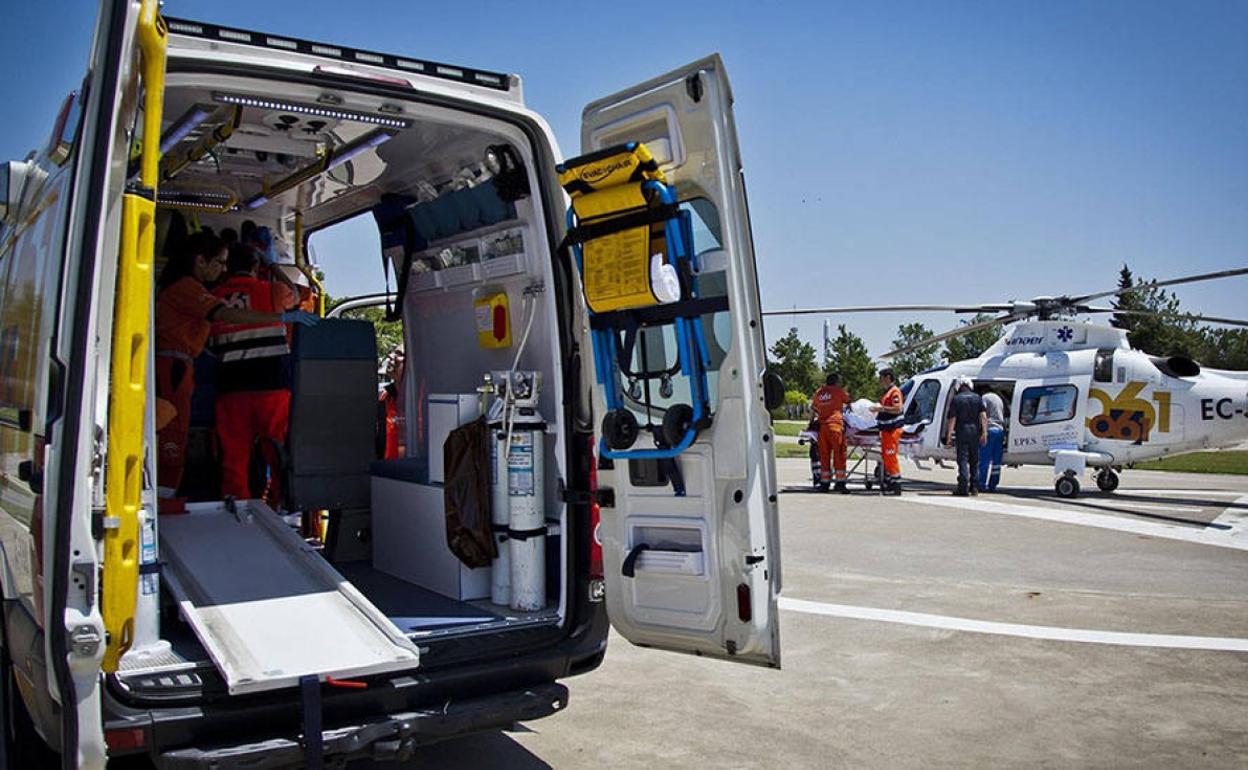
[811,373,851,493]
[869,368,905,493]
[946,377,988,496]
[155,232,316,500]
[210,243,319,500]
[977,387,1006,492]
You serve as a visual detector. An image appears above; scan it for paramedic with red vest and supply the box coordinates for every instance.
[869,367,905,494]
[811,373,851,493]
[210,243,318,500]
[155,232,315,501]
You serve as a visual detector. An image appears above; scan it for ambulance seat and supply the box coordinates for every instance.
[286,319,378,510]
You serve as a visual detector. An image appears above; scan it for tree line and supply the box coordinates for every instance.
[768,263,1248,409]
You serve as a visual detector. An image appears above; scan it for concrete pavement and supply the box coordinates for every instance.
[388,460,1248,768]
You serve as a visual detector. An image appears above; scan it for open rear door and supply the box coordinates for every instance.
[581,56,781,667]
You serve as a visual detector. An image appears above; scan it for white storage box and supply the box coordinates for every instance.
[427,393,481,484]
[371,475,491,600]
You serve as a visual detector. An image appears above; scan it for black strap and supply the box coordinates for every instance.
[621,543,652,578]
[299,675,323,770]
[138,562,162,575]
[589,295,730,331]
[564,202,680,247]
[507,526,547,541]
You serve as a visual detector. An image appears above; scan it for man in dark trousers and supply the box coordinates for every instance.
[945,377,988,496]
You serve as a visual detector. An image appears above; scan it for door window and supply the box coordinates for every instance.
[1018,384,1078,426]
[904,379,941,424]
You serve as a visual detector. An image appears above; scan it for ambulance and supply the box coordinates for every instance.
[0,1,781,766]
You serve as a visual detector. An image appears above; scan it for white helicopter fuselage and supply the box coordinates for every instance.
[897,320,1248,469]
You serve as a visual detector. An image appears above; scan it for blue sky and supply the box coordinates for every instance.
[3,1,1245,359]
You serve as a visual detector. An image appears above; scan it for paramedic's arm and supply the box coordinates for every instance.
[271,269,299,310]
[945,415,956,444]
[980,412,989,445]
[215,306,318,326]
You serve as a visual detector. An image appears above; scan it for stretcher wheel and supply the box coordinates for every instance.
[661,403,694,448]
[602,409,640,450]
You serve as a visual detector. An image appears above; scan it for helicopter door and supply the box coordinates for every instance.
[580,55,781,667]
[1008,375,1092,456]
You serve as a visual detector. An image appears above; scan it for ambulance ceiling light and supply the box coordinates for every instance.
[159,106,212,154]
[212,92,412,130]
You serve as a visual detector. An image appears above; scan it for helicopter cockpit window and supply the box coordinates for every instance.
[1018,384,1078,426]
[1093,349,1115,383]
[904,379,941,425]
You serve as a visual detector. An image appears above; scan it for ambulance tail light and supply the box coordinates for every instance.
[105,727,147,752]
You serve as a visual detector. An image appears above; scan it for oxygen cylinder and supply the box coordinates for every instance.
[506,417,546,612]
[488,420,511,606]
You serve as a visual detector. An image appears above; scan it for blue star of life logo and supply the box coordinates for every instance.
[1056,326,1074,342]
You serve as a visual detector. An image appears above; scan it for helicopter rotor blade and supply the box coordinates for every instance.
[1069,266,1248,306]
[1082,308,1248,329]
[760,305,986,317]
[879,313,1019,361]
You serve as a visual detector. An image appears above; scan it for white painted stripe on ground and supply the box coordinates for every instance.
[778,597,1248,652]
[1100,501,1207,514]
[1210,495,1248,540]
[1001,486,1245,498]
[897,495,1248,551]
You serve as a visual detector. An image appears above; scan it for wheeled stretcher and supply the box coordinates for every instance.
[558,143,719,460]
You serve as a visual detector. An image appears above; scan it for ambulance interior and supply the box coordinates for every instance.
[125,75,571,688]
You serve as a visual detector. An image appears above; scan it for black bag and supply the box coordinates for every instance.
[443,417,497,568]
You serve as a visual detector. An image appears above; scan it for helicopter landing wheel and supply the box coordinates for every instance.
[1095,468,1120,493]
[1054,473,1080,499]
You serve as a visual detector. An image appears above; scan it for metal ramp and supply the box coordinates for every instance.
[159,500,419,695]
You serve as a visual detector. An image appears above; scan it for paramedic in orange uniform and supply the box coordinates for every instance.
[155,232,315,501]
[811,373,851,493]
[377,349,406,460]
[210,243,318,501]
[869,367,905,494]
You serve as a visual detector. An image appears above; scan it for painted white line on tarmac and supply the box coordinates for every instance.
[1210,495,1248,540]
[897,495,1248,552]
[1000,486,1245,498]
[1100,501,1207,514]
[778,597,1248,652]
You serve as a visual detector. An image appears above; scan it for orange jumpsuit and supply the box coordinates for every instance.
[155,276,224,495]
[210,274,291,500]
[878,384,904,481]
[811,384,850,484]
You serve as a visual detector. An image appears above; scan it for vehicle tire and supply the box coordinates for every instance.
[1055,475,1080,498]
[1096,470,1119,493]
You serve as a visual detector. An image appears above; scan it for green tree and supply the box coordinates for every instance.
[1113,269,1202,357]
[1198,327,1248,370]
[1110,264,1138,332]
[943,313,1003,363]
[889,322,940,382]
[768,327,821,396]
[824,324,879,401]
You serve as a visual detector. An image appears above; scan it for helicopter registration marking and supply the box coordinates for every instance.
[1087,382,1172,444]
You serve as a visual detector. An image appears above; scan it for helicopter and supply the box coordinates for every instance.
[765,267,1248,497]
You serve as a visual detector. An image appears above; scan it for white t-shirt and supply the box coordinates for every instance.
[983,391,1005,429]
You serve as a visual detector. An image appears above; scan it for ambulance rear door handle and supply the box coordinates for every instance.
[621,543,652,578]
